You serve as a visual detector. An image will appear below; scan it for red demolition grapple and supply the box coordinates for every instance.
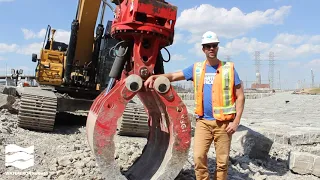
[86,1,191,179]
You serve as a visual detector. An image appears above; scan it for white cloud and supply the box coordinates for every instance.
[190,37,270,58]
[176,4,291,42]
[0,42,42,57]
[171,54,186,61]
[263,43,320,60]
[189,33,320,61]
[308,35,320,44]
[0,43,18,53]
[21,28,46,40]
[0,56,5,61]
[22,29,37,40]
[16,42,43,56]
[307,59,320,67]
[188,42,203,57]
[18,28,70,57]
[21,28,70,44]
[272,33,320,45]
[290,59,320,69]
[172,33,183,45]
[53,30,71,44]
[223,37,270,56]
[273,33,306,45]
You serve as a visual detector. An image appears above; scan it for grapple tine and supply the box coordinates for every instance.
[123,88,191,180]
[87,79,137,179]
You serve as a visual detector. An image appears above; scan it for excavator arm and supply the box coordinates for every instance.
[64,0,103,86]
[86,0,192,180]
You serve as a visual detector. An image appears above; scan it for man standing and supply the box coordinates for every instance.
[144,31,245,180]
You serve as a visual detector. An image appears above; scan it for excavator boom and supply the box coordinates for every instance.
[73,0,101,66]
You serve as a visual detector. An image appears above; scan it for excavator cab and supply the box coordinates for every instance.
[44,41,68,52]
[32,25,65,86]
[42,26,68,52]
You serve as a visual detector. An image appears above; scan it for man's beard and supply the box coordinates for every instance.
[208,53,217,59]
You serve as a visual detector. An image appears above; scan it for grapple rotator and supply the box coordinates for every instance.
[86,0,192,179]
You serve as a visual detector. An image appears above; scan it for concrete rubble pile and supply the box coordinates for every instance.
[0,85,320,180]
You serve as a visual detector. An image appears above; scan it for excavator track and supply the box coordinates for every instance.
[17,88,150,134]
[118,102,149,137]
[18,88,57,131]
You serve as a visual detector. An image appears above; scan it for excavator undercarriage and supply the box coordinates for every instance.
[18,86,149,137]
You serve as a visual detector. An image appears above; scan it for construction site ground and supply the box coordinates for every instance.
[0,85,320,180]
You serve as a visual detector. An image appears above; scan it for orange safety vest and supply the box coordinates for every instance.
[193,60,236,121]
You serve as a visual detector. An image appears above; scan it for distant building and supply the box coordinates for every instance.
[251,83,270,89]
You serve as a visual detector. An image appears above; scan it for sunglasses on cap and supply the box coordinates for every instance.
[203,44,218,49]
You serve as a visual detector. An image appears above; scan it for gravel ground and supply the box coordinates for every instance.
[1,90,320,180]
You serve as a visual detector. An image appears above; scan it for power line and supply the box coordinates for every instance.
[254,51,261,84]
[311,69,315,88]
[268,52,275,89]
[254,51,260,75]
[278,71,281,90]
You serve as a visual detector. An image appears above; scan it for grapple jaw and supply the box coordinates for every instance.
[87,74,191,179]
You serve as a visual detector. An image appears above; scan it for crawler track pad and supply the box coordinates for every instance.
[18,88,57,131]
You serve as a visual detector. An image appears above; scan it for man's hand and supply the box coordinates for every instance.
[144,75,157,89]
[143,71,185,89]
[226,83,245,135]
[225,122,239,135]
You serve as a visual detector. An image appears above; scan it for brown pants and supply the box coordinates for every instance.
[193,119,232,180]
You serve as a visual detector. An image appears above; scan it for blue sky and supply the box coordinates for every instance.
[0,0,319,89]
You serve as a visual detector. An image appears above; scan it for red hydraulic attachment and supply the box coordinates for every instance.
[86,0,191,179]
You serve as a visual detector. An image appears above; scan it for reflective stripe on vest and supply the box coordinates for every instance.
[193,62,203,111]
[213,105,236,114]
[193,60,236,120]
[220,61,235,111]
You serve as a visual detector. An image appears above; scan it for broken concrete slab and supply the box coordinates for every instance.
[2,86,17,96]
[0,85,4,94]
[314,156,320,177]
[289,151,320,177]
[244,93,274,99]
[249,127,320,146]
[0,94,8,108]
[289,131,320,146]
[310,147,320,156]
[15,86,24,96]
[0,94,17,114]
[258,130,290,145]
[231,125,273,160]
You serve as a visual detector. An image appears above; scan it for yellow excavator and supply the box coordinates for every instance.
[18,0,148,137]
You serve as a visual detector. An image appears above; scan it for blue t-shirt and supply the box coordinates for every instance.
[182,63,241,120]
